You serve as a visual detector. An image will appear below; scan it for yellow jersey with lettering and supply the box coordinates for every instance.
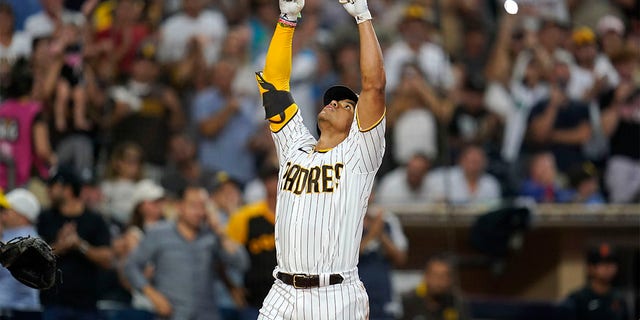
[226,201,276,307]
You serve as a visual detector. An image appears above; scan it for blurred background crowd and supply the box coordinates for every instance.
[0,0,638,319]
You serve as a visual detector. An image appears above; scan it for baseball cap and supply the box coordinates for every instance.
[587,243,618,265]
[401,3,436,25]
[135,40,158,61]
[5,188,41,223]
[323,85,359,107]
[597,15,625,36]
[572,26,596,46]
[131,180,165,207]
[0,190,9,209]
[208,171,239,192]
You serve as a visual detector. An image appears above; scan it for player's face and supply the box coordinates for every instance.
[317,99,356,133]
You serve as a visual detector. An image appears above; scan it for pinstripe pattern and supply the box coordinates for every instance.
[259,109,384,319]
[259,277,369,319]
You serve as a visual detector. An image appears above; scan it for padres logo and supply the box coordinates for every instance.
[281,161,343,195]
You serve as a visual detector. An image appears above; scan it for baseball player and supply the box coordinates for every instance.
[254,0,386,318]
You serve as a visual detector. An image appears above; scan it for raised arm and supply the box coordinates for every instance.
[340,0,386,130]
[260,21,295,92]
[255,0,304,131]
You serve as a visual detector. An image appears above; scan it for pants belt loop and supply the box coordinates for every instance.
[319,273,330,287]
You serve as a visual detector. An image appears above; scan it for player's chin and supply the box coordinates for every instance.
[317,112,330,122]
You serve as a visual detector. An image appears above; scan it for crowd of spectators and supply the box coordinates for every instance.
[0,0,639,204]
[0,0,638,319]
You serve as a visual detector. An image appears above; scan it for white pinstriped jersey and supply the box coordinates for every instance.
[271,107,385,275]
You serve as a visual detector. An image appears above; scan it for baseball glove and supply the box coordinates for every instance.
[0,236,57,289]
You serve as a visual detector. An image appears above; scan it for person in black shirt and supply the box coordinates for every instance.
[599,48,640,203]
[563,243,629,320]
[448,78,501,158]
[526,60,592,172]
[36,167,113,319]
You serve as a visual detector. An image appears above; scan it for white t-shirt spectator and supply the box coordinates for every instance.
[425,167,501,205]
[393,108,438,164]
[158,9,227,65]
[567,55,619,101]
[100,179,137,225]
[24,10,84,38]
[518,0,570,24]
[376,167,430,205]
[0,31,31,62]
[385,40,455,93]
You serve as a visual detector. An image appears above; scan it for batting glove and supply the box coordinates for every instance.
[339,0,372,24]
[279,0,304,23]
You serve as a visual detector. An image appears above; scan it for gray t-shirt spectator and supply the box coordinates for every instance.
[125,221,248,320]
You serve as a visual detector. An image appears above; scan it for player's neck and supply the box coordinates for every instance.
[315,131,348,152]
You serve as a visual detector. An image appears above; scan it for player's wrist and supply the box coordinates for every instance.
[353,10,372,24]
[279,12,299,27]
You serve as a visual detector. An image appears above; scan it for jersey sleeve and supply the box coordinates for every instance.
[344,110,386,174]
[270,110,315,164]
[256,22,315,164]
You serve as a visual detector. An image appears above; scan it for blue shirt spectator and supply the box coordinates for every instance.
[557,162,606,205]
[518,152,566,203]
[3,0,40,31]
[192,60,259,185]
[520,178,566,203]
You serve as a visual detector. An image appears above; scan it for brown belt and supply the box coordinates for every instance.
[277,272,344,289]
